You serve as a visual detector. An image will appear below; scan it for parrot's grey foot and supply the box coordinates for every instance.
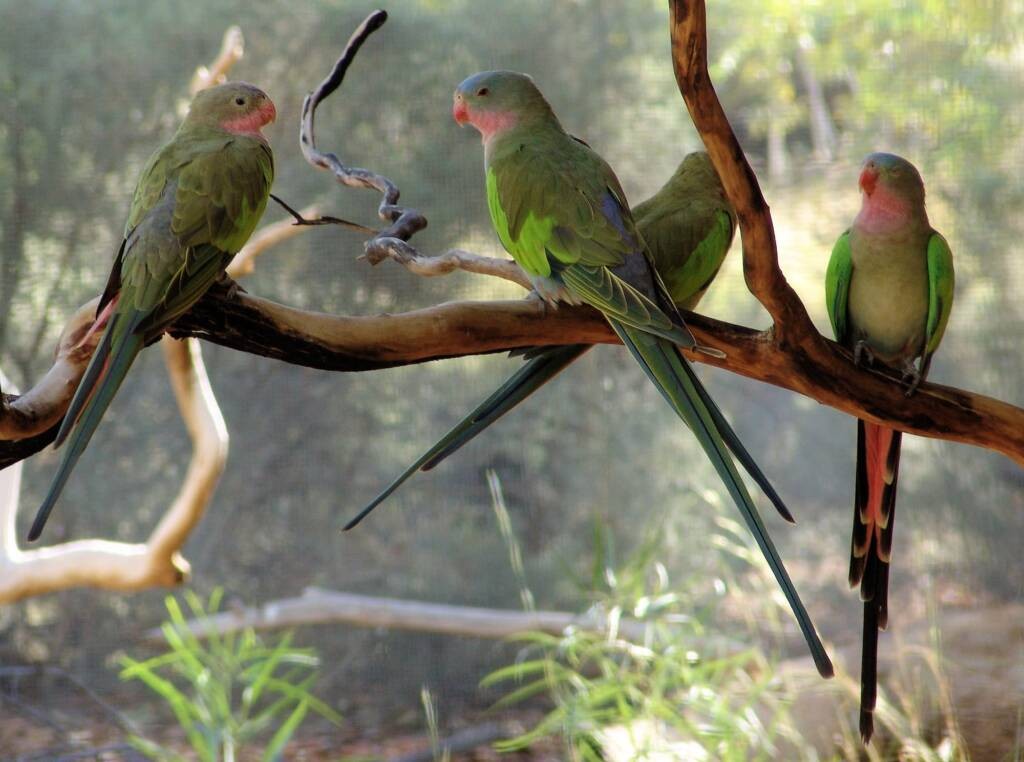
[901,361,923,397]
[216,273,246,301]
[524,290,559,316]
[853,341,876,367]
[528,274,581,308]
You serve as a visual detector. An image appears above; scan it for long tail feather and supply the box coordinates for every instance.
[860,598,880,742]
[422,345,590,471]
[670,366,795,523]
[29,312,145,541]
[344,345,590,531]
[612,320,833,678]
[53,322,117,449]
[850,419,902,742]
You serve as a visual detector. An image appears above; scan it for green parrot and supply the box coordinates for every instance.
[30,82,276,541]
[348,71,832,679]
[349,152,792,523]
[825,152,954,742]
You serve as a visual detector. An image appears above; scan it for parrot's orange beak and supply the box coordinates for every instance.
[452,95,469,126]
[859,166,878,196]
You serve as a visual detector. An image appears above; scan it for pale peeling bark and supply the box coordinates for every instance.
[0,26,311,603]
[0,341,221,601]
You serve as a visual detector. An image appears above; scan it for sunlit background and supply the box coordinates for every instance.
[1,0,1022,758]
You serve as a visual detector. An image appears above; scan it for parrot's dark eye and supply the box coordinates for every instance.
[476,87,489,96]
[235,97,246,106]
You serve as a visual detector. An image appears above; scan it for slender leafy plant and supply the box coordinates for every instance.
[119,588,341,762]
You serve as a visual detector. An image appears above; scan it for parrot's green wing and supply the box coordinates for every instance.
[924,233,954,357]
[559,264,695,347]
[126,137,273,328]
[487,139,696,350]
[825,231,853,343]
[646,209,734,309]
[487,145,631,275]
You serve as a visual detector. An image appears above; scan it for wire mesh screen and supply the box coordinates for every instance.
[1,0,1022,758]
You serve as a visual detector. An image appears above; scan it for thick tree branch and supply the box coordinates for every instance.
[4,288,1023,470]
[668,0,819,347]
[166,295,1024,470]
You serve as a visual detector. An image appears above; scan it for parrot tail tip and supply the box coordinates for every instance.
[859,711,874,744]
[818,659,835,679]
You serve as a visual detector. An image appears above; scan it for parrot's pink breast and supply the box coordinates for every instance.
[856,186,912,234]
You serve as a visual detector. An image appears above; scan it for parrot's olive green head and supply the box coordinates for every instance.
[669,151,725,193]
[453,70,555,140]
[184,82,276,138]
[859,152,925,204]
[678,151,716,176]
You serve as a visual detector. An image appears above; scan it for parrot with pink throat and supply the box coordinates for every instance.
[347,70,833,679]
[30,82,275,541]
[825,152,954,742]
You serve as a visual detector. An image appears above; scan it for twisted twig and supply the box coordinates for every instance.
[300,11,426,247]
[298,10,531,291]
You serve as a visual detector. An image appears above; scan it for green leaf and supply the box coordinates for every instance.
[242,631,294,711]
[479,658,552,687]
[262,699,308,762]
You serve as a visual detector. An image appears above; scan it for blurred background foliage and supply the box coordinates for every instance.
[1,0,1022,754]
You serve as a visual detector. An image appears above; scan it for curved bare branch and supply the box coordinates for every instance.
[0,339,224,602]
[299,10,428,252]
